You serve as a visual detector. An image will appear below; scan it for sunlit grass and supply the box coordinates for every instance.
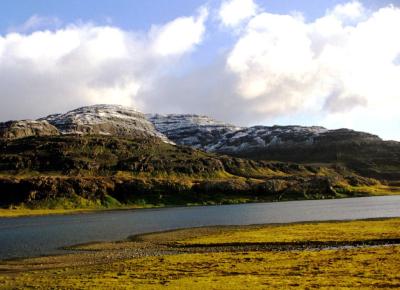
[0,204,159,218]
[0,208,93,218]
[1,218,400,289]
[182,218,400,245]
[1,246,400,289]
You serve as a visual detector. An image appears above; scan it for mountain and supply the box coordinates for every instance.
[1,105,399,182]
[40,104,171,143]
[147,115,400,181]
[0,104,399,210]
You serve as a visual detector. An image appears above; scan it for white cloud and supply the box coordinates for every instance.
[0,9,208,120]
[220,2,400,139]
[151,7,208,56]
[219,0,258,27]
[120,1,400,141]
[227,13,315,103]
[330,1,365,20]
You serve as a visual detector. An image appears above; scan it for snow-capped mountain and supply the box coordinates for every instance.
[1,105,397,179]
[146,114,381,154]
[0,104,387,161]
[40,104,171,142]
[147,114,240,150]
[146,114,399,179]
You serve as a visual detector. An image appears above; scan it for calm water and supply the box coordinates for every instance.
[1,195,400,260]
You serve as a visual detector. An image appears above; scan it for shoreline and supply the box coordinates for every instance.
[1,217,400,288]
[1,192,397,218]
[1,216,399,263]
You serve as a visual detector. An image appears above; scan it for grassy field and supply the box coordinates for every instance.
[181,218,400,244]
[1,218,400,289]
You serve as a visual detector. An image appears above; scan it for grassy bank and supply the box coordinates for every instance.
[0,207,95,218]
[0,204,160,218]
[1,218,400,289]
[2,185,400,218]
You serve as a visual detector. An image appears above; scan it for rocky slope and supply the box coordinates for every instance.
[147,114,400,180]
[40,104,170,142]
[0,120,59,140]
[0,134,382,208]
[147,115,381,154]
[148,114,240,150]
[1,105,399,209]
[1,105,399,183]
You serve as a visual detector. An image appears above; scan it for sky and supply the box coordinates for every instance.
[0,0,399,140]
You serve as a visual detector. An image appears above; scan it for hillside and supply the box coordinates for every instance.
[149,115,400,182]
[0,104,399,210]
[0,134,388,210]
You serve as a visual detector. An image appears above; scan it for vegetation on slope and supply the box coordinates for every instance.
[0,135,397,210]
[234,135,400,181]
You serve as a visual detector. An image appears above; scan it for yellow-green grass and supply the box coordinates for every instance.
[346,184,400,196]
[0,208,95,218]
[181,218,400,245]
[0,204,161,218]
[1,218,400,288]
[1,246,399,289]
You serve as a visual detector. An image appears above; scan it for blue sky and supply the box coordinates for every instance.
[1,1,205,32]
[0,0,399,140]
[2,0,398,33]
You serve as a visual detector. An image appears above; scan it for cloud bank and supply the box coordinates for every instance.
[0,8,208,120]
[222,0,400,140]
[143,1,400,139]
[0,1,400,140]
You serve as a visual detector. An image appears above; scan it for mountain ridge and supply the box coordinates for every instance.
[1,104,399,183]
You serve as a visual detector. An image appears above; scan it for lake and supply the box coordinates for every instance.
[1,195,400,260]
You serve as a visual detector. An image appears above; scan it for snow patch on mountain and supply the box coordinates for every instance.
[147,114,335,152]
[146,113,380,154]
[41,104,172,142]
[147,114,241,149]
[212,125,330,153]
